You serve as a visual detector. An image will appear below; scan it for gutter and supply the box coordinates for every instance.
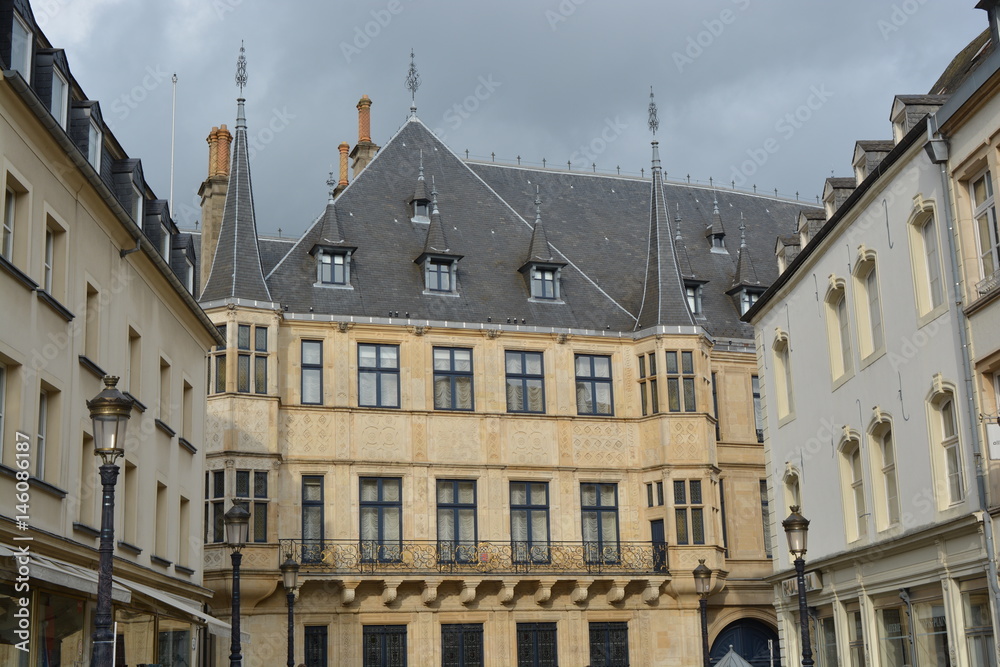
[2,70,224,347]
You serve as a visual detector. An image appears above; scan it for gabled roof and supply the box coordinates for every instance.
[715,647,753,667]
[706,193,726,238]
[520,191,564,269]
[416,184,457,260]
[200,98,271,303]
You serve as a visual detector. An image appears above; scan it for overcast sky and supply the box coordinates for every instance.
[38,0,987,237]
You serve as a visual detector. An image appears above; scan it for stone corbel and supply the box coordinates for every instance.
[340,581,359,606]
[460,580,480,606]
[607,580,627,604]
[421,581,439,606]
[534,580,555,605]
[382,580,401,606]
[641,580,662,605]
[570,581,590,606]
[499,581,517,605]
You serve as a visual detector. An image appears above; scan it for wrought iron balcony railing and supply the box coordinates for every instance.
[278,539,669,575]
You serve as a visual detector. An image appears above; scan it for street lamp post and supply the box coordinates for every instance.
[782,505,814,667]
[87,376,134,667]
[693,559,712,667]
[226,504,250,667]
[280,556,300,667]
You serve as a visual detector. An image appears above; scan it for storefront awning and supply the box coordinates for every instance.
[116,577,247,643]
[0,544,131,603]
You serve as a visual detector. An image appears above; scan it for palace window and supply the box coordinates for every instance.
[911,209,945,313]
[665,351,695,412]
[304,626,328,667]
[204,470,225,543]
[840,436,868,541]
[516,623,557,667]
[360,477,402,562]
[211,324,227,394]
[531,267,558,299]
[441,624,483,667]
[853,250,885,359]
[235,470,268,543]
[973,170,1000,285]
[301,340,323,405]
[646,481,664,507]
[505,351,545,413]
[575,354,613,415]
[871,418,900,529]
[674,479,705,546]
[236,324,268,394]
[302,476,324,563]
[425,258,457,293]
[433,348,473,411]
[581,482,619,563]
[363,625,407,667]
[752,374,763,442]
[589,622,629,667]
[317,249,351,286]
[686,283,703,316]
[359,344,400,408]
[637,352,659,416]
[929,381,964,507]
[511,481,550,563]
[437,480,477,563]
[825,279,853,382]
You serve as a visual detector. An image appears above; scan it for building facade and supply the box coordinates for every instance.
[197,83,815,665]
[746,6,1000,666]
[0,0,226,664]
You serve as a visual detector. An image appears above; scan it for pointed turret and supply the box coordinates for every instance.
[200,45,271,303]
[419,178,452,257]
[318,173,347,243]
[730,215,760,290]
[409,150,430,220]
[519,189,566,300]
[635,88,694,329]
[706,192,727,250]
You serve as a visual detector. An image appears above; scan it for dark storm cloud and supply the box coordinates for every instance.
[40,0,985,236]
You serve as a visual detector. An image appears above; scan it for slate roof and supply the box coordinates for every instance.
[200,98,271,303]
[233,117,814,339]
[930,28,992,95]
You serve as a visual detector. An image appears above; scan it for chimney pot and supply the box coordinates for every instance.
[338,142,350,187]
[357,95,372,143]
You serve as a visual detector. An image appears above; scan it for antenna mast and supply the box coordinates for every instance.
[169,73,177,219]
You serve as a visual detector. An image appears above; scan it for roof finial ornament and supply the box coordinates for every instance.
[405,48,420,118]
[713,191,720,215]
[739,213,747,248]
[534,185,542,224]
[327,171,336,203]
[647,86,659,136]
[431,175,439,215]
[236,41,247,95]
[418,149,424,181]
[674,203,683,242]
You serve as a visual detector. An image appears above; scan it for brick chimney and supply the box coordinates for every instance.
[334,141,350,198]
[198,123,232,293]
[350,95,380,178]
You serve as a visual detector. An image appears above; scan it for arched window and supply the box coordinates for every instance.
[853,247,884,359]
[839,431,868,542]
[824,277,853,382]
[928,377,964,507]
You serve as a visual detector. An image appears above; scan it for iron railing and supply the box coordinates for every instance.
[278,539,669,575]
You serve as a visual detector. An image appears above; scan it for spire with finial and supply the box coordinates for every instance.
[520,186,565,275]
[739,213,747,248]
[730,212,760,291]
[235,41,248,129]
[406,48,420,118]
[648,86,659,137]
[706,189,726,243]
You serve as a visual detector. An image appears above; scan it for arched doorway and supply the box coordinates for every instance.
[709,619,781,666]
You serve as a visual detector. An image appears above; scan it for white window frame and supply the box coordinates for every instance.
[10,12,32,81]
[930,377,965,509]
[876,426,900,529]
[3,187,15,260]
[131,184,143,223]
[160,222,170,262]
[920,215,944,310]
[43,228,53,292]
[839,435,868,542]
[853,248,885,361]
[50,66,68,128]
[87,119,102,171]
[185,256,195,293]
[425,258,457,294]
[318,250,350,286]
[36,390,47,480]
[825,278,854,383]
[972,170,999,283]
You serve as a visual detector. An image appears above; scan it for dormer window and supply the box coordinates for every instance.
[50,67,68,128]
[712,236,725,250]
[185,256,195,293]
[531,267,559,300]
[426,258,456,293]
[131,185,143,223]
[87,119,102,170]
[10,12,32,81]
[685,283,703,316]
[160,223,171,262]
[413,199,430,222]
[740,289,760,315]
[319,250,350,285]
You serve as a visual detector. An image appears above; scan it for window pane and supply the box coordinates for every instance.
[255,327,267,351]
[683,377,696,412]
[581,484,597,506]
[359,372,377,406]
[359,345,377,368]
[302,340,322,365]
[673,480,686,504]
[236,471,249,497]
[381,373,399,407]
[433,349,451,370]
[383,479,401,502]
[593,356,611,377]
[675,508,688,544]
[380,346,398,369]
[525,352,542,375]
[254,472,268,498]
[302,369,321,404]
[667,378,680,412]
[691,507,705,544]
[254,356,267,394]
[690,480,702,504]
[665,352,678,374]
[237,354,250,392]
[238,324,250,350]
[681,351,693,374]
[599,484,616,506]
[505,352,522,374]
[215,355,226,393]
[595,383,612,414]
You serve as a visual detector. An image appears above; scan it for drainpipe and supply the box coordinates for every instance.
[925,113,1000,654]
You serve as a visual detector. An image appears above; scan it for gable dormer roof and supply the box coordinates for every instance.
[415,180,462,264]
[705,193,726,239]
[519,189,565,271]
[410,151,430,204]
[729,219,761,293]
[200,96,271,303]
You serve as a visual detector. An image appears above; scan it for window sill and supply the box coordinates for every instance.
[175,564,195,576]
[73,522,100,538]
[527,297,565,305]
[859,348,885,371]
[178,437,197,454]
[313,282,354,290]
[154,419,176,438]
[0,254,37,291]
[831,370,853,392]
[117,540,142,555]
[36,289,74,321]
[150,554,172,568]
[916,303,948,329]
[79,355,107,379]
[422,290,460,297]
[777,411,796,428]
[123,392,147,412]
[0,465,68,498]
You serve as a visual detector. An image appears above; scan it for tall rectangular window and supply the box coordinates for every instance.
[674,480,705,545]
[719,482,729,556]
[177,497,190,567]
[360,477,402,562]
[437,480,476,563]
[441,624,483,667]
[531,267,557,299]
[301,340,323,405]
[581,482,619,563]
[212,325,227,395]
[645,481,664,507]
[964,591,994,666]
[665,351,696,412]
[828,287,853,380]
[254,326,268,394]
[973,170,999,281]
[711,372,720,439]
[2,187,14,260]
[575,354,613,415]
[304,626,328,667]
[155,483,168,558]
[878,429,900,527]
[426,259,454,292]
[938,396,964,505]
[159,358,171,423]
[589,622,629,667]
[637,353,658,416]
[123,461,137,545]
[359,344,400,408]
[849,610,866,667]
[433,348,473,411]
[505,351,544,413]
[182,381,193,441]
[813,616,839,667]
[759,479,772,558]
[877,607,911,667]
[752,375,763,442]
[921,215,944,309]
[42,228,53,292]
[235,470,268,543]
[35,391,47,479]
[844,442,868,540]
[79,434,95,526]
[204,470,225,543]
[511,481,549,563]
[319,251,348,285]
[237,325,250,393]
[363,625,407,667]
[85,284,100,361]
[127,328,141,396]
[10,12,31,80]
[302,476,324,563]
[516,623,557,667]
[865,265,884,352]
[50,68,68,127]
[87,119,102,170]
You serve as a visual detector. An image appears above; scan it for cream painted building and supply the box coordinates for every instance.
[196,77,815,664]
[0,0,226,664]
[745,6,1000,666]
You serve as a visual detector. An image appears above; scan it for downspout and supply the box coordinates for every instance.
[925,113,1000,652]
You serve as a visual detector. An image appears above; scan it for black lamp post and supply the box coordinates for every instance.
[782,505,814,667]
[87,376,133,667]
[693,559,712,667]
[280,556,300,667]
[226,503,250,667]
